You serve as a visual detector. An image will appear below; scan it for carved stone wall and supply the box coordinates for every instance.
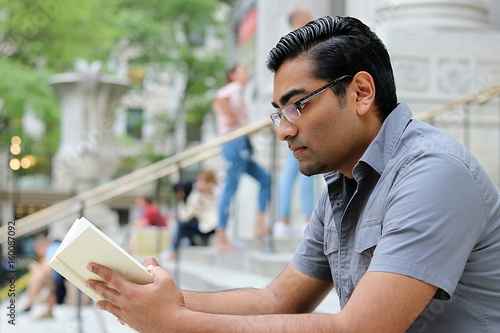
[372,0,500,186]
[375,0,492,31]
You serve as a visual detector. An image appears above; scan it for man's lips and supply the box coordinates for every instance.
[290,146,306,158]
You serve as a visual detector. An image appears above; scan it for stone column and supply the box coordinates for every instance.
[48,60,130,239]
[375,0,492,31]
[369,0,500,187]
[50,60,130,192]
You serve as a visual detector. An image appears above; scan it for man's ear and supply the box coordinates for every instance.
[352,71,375,116]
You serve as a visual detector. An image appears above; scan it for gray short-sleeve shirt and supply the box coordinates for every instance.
[291,102,500,332]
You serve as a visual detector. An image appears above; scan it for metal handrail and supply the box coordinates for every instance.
[0,117,272,244]
[413,85,500,121]
[1,84,499,244]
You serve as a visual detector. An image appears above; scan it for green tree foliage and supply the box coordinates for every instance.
[0,0,124,175]
[115,0,228,141]
[0,0,230,177]
[0,59,59,175]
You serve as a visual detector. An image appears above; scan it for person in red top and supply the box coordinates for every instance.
[134,196,167,227]
[125,196,167,253]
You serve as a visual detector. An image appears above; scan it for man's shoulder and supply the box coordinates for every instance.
[402,119,472,163]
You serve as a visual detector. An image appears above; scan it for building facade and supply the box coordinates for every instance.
[221,0,500,236]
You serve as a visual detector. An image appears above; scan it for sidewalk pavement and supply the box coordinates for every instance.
[1,294,133,333]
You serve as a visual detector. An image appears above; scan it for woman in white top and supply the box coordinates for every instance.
[168,169,219,259]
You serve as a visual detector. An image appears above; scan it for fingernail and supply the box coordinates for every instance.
[146,264,154,272]
[96,303,103,310]
[85,282,91,289]
[87,263,93,272]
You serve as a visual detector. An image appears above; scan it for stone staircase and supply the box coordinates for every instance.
[160,236,341,314]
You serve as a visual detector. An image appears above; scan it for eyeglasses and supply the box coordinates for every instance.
[270,75,352,127]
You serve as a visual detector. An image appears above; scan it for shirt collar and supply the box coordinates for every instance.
[356,102,413,177]
[323,102,413,184]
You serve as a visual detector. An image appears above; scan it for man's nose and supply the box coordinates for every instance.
[277,117,298,141]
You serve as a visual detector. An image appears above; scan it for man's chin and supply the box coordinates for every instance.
[298,161,325,177]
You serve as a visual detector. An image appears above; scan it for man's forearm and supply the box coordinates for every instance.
[183,287,281,315]
[167,310,342,333]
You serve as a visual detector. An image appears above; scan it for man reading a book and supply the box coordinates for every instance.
[85,16,500,333]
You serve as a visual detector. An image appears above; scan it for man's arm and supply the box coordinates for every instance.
[179,270,437,333]
[183,262,333,315]
[87,257,436,332]
[86,258,331,331]
[339,271,437,332]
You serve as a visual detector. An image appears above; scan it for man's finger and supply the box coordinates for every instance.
[96,300,127,323]
[87,262,125,290]
[87,280,121,303]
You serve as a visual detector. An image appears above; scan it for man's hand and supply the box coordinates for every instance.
[86,257,186,332]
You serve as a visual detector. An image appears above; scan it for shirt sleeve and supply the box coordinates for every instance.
[368,151,486,299]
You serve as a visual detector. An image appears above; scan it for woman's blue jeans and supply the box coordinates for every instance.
[218,136,271,229]
[278,150,314,219]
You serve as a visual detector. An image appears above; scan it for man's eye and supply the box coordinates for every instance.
[297,101,309,111]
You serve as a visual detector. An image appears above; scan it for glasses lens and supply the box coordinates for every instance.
[283,104,301,122]
[270,113,281,126]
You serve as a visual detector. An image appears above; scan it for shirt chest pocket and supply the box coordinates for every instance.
[324,226,339,255]
[351,220,382,285]
[323,227,339,272]
[323,226,341,296]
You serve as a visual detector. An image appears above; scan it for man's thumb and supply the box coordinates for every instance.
[144,256,160,273]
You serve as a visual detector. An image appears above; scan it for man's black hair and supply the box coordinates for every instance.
[266,16,397,120]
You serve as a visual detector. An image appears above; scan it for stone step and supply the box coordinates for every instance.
[169,246,293,278]
[164,259,273,291]
[239,234,303,253]
[1,294,131,333]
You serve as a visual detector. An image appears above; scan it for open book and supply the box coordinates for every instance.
[49,217,153,302]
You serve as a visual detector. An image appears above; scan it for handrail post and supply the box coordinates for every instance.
[155,178,163,257]
[174,239,181,284]
[267,131,278,253]
[463,103,471,150]
[77,200,84,333]
[173,162,182,285]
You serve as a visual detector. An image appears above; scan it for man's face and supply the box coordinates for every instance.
[271,58,365,177]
